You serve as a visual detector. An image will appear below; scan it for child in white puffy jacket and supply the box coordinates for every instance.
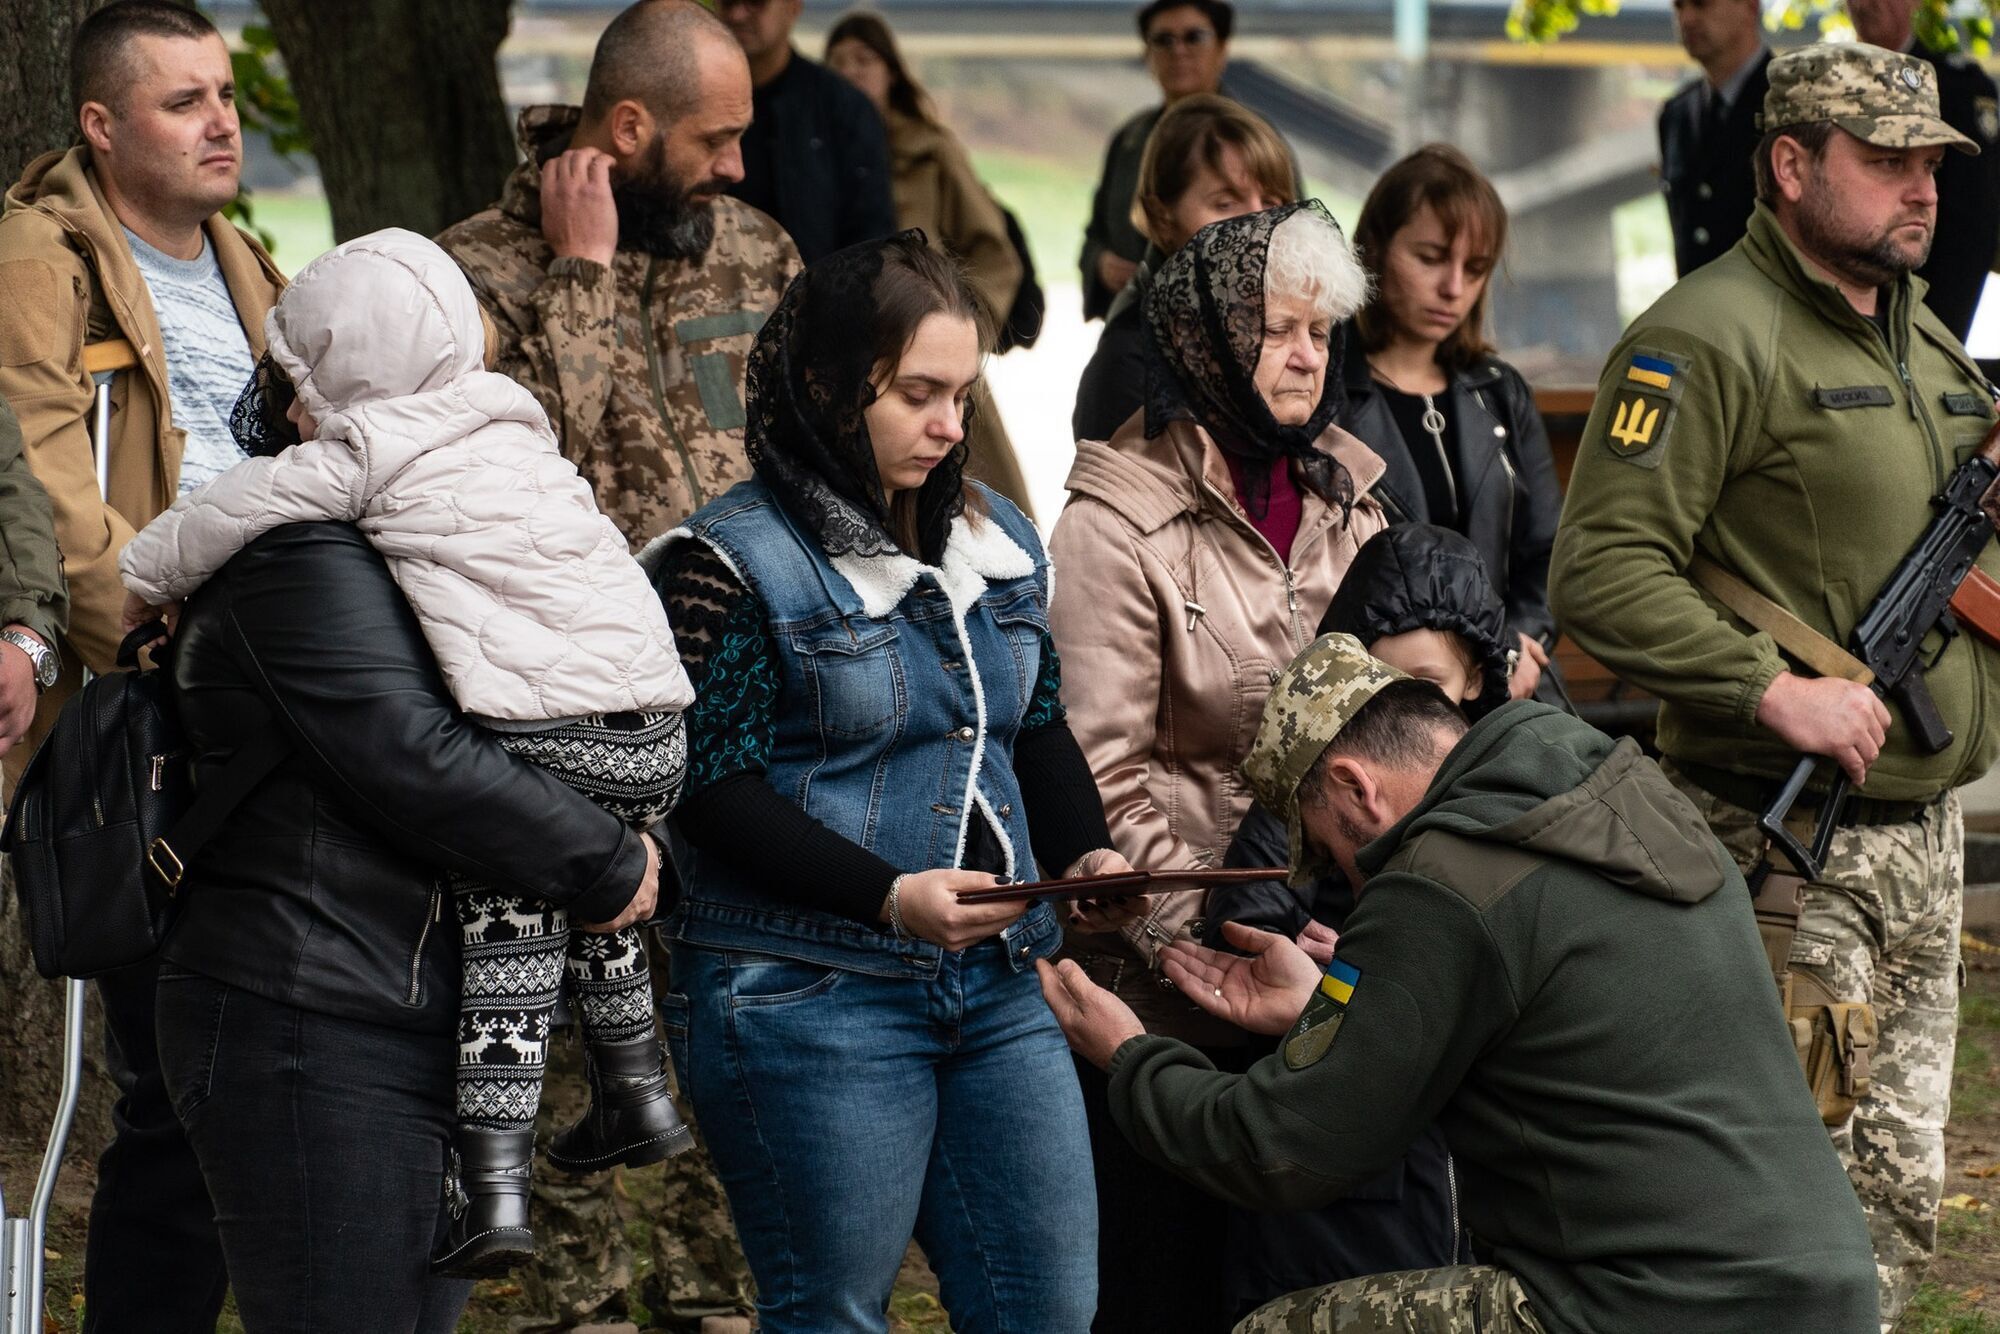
[121,229,696,1279]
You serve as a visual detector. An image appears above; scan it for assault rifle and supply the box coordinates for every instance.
[1759,420,2000,880]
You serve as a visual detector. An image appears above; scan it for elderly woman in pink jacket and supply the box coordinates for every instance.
[119,228,690,1279]
[1046,200,1386,1334]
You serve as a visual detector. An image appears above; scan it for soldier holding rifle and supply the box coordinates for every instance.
[1552,42,2000,1327]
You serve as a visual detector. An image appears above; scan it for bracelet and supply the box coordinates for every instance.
[887,873,911,939]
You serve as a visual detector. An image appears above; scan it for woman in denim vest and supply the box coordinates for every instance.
[647,234,1137,1333]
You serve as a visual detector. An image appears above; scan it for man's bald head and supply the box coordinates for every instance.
[582,0,743,127]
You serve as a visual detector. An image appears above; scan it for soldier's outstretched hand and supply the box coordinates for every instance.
[1037,958,1145,1070]
[1161,922,1322,1037]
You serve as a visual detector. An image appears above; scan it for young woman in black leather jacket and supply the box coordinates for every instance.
[1336,145,1563,700]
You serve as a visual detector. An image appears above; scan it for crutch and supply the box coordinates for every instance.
[1,338,137,1334]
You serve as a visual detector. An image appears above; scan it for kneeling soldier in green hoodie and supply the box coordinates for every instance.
[1038,634,1881,1334]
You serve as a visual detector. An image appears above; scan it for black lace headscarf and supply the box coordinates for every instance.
[229,353,301,458]
[1143,199,1354,520]
[745,230,972,567]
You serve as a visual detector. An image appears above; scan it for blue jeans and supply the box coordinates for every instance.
[664,929,1097,1334]
[155,968,473,1333]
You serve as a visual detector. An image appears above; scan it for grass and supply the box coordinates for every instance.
[1902,1284,2000,1334]
[1956,992,2000,1120]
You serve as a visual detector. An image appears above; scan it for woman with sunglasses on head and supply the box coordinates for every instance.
[651,233,1137,1334]
[1339,144,1564,701]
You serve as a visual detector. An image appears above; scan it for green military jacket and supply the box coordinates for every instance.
[436,107,803,550]
[1551,203,2000,800]
[0,395,65,649]
[1110,704,1878,1334]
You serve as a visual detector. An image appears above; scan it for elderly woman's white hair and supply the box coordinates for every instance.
[1265,208,1371,323]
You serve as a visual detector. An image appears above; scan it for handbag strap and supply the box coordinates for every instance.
[147,728,291,891]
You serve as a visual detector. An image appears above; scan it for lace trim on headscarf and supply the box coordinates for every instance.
[1141,199,1355,521]
[744,230,970,566]
[229,352,302,458]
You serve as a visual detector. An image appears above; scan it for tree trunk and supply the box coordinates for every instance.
[0,0,108,186]
[0,0,117,1172]
[259,0,518,242]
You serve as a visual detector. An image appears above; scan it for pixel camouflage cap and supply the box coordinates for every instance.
[1760,41,1978,154]
[1240,633,1409,887]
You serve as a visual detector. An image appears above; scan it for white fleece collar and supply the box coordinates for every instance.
[831,513,1035,618]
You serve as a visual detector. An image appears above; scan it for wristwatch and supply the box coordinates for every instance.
[1,629,58,692]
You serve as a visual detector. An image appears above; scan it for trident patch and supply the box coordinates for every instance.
[1609,397,1661,452]
[1601,346,1685,468]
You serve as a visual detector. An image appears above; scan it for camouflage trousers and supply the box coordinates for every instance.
[1231,1264,1546,1333]
[1669,766,1963,1330]
[514,952,756,1333]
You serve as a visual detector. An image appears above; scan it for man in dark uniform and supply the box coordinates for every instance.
[1849,0,2000,338]
[1659,0,1772,274]
[715,0,897,263]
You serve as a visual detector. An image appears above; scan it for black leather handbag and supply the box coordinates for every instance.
[1,623,287,979]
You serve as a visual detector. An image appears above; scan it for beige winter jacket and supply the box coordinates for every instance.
[1048,411,1385,1040]
[0,146,283,782]
[120,229,691,724]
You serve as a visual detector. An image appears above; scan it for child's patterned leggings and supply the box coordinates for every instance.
[454,711,685,1129]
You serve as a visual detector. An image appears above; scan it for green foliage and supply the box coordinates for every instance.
[1505,0,1620,45]
[1507,0,1996,54]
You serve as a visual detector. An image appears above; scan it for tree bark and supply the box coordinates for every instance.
[0,0,108,186]
[259,0,518,241]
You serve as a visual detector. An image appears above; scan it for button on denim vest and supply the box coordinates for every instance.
[667,479,1060,977]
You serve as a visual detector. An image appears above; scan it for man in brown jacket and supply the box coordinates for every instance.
[436,0,801,552]
[0,5,283,1329]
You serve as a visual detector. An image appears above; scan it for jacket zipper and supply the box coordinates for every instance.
[1446,1150,1463,1259]
[1196,477,1320,650]
[1430,426,1460,526]
[408,881,442,1005]
[639,257,706,510]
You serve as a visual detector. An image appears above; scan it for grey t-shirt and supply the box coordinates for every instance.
[123,227,255,495]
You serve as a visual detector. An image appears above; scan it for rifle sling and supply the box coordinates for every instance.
[1687,555,1876,686]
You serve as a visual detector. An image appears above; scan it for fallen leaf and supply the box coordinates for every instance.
[486,1282,522,1298]
[1965,1285,1988,1303]
[1969,1162,2000,1178]
[1943,1193,1988,1212]
[41,1247,59,1261]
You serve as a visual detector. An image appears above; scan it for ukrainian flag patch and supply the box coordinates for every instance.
[1626,354,1675,391]
[1284,956,1361,1070]
[1319,957,1360,1005]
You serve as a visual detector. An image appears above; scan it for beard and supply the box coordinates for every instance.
[614,133,723,261]
[1797,169,1933,289]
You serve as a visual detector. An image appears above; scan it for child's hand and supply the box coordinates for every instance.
[122,591,182,638]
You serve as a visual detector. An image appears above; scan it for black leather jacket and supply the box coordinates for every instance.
[1337,334,1562,644]
[161,523,647,1033]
